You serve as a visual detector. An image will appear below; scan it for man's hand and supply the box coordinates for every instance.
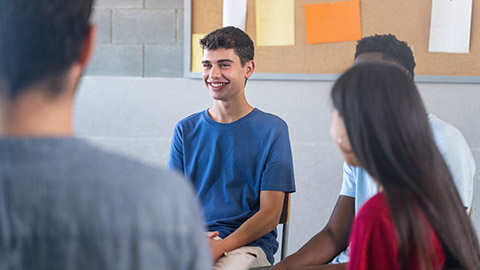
[208,238,228,262]
[206,231,225,262]
[206,231,219,239]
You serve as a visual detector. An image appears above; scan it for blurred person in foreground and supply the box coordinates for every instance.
[0,0,210,269]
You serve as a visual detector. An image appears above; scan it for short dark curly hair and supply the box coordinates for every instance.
[200,26,254,67]
[355,34,416,78]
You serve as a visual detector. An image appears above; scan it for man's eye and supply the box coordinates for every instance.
[203,64,211,68]
[220,64,230,68]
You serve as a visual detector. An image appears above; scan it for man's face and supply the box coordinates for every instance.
[354,52,412,78]
[353,52,385,65]
[201,48,253,102]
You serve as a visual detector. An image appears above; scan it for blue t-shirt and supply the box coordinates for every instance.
[168,108,296,264]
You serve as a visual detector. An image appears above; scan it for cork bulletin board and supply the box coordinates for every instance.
[184,0,480,82]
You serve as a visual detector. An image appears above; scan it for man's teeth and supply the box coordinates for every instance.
[211,83,226,87]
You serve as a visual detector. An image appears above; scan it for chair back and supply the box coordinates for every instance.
[279,193,290,224]
[279,193,291,261]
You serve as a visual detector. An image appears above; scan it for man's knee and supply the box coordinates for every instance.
[214,246,270,270]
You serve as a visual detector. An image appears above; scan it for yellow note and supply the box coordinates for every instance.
[256,0,295,46]
[191,34,206,73]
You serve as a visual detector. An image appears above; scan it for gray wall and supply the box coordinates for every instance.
[87,0,184,77]
[79,0,480,263]
[74,77,480,262]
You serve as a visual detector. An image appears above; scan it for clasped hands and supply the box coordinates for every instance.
[206,231,229,262]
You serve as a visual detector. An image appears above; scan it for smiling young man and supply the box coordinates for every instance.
[168,27,296,269]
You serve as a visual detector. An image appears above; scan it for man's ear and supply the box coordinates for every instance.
[244,60,255,79]
[77,25,97,68]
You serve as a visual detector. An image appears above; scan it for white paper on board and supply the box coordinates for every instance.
[428,0,473,54]
[223,0,247,31]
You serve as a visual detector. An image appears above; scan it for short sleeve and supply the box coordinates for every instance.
[260,123,295,193]
[429,114,475,208]
[435,131,475,208]
[167,123,185,174]
[340,162,357,198]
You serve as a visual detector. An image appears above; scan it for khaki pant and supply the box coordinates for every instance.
[213,246,271,270]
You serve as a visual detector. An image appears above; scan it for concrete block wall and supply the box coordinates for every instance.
[86,0,184,77]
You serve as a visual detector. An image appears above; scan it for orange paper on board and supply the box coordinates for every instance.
[305,0,361,44]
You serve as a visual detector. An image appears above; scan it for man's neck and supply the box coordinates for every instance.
[208,99,254,124]
[0,88,74,137]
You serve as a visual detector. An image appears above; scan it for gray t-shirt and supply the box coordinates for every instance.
[0,138,211,270]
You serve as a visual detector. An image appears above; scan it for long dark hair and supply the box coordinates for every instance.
[331,63,480,270]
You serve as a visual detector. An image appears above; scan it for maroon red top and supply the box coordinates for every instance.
[348,193,445,270]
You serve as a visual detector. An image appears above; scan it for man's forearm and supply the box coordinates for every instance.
[223,206,282,251]
[221,190,285,253]
[278,228,347,268]
[208,207,282,262]
[208,191,285,262]
[273,196,355,270]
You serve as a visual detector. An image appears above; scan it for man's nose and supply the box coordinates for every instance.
[210,65,221,78]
